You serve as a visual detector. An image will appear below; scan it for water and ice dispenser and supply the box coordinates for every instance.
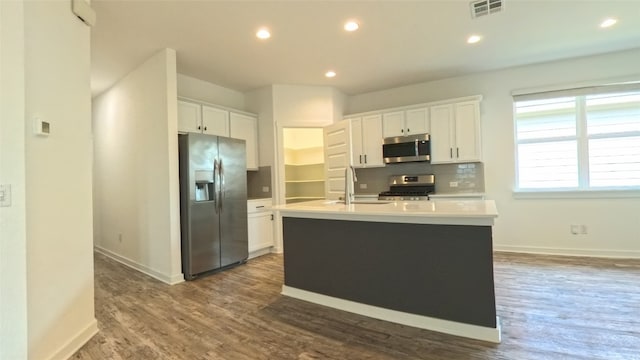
[194,170,214,202]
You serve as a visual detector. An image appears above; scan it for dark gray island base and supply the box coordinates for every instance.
[281,217,501,343]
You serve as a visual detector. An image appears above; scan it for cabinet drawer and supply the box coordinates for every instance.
[248,198,272,213]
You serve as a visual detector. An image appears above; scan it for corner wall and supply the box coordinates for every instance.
[346,48,640,258]
[177,73,246,110]
[93,49,183,284]
[0,0,28,358]
[18,1,97,359]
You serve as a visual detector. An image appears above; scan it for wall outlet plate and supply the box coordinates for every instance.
[0,184,11,207]
[449,181,458,187]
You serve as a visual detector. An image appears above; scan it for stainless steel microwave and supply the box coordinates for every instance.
[382,133,431,164]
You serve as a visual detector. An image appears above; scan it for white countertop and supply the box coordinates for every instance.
[272,199,498,226]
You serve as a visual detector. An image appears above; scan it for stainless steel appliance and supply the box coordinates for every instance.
[382,133,431,164]
[179,133,248,280]
[378,174,435,201]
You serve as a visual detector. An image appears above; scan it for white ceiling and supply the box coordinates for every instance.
[91,0,640,97]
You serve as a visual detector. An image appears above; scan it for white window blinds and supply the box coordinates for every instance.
[514,84,640,191]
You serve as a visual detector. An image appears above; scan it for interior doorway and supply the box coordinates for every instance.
[282,128,325,204]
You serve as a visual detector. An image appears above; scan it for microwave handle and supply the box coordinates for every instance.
[414,139,419,157]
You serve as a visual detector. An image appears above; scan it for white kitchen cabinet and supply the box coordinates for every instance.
[430,101,481,164]
[349,114,384,168]
[202,105,229,136]
[178,101,229,136]
[247,198,273,259]
[177,100,203,133]
[229,112,259,170]
[382,107,429,138]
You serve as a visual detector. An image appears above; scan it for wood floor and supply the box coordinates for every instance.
[74,252,640,360]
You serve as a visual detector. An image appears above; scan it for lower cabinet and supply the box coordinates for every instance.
[248,198,274,259]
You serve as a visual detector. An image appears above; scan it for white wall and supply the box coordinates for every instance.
[347,48,640,258]
[0,1,99,359]
[93,49,183,284]
[0,1,28,359]
[246,86,275,168]
[177,73,246,110]
[272,84,344,127]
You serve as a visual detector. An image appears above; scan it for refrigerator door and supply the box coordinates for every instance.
[218,137,249,267]
[179,133,222,279]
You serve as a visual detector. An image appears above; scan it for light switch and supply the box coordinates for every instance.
[0,184,11,207]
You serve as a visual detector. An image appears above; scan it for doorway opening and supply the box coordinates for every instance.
[282,128,325,204]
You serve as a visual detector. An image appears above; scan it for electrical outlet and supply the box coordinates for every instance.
[359,183,368,189]
[580,225,588,234]
[570,225,580,235]
[449,181,458,187]
[0,184,11,207]
[262,186,269,193]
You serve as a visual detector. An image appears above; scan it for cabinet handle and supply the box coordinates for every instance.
[256,205,265,209]
[270,214,274,221]
[407,128,410,133]
[456,147,459,158]
[364,154,367,163]
[401,129,404,133]
[204,126,207,131]
[450,148,453,158]
[198,125,201,130]
[359,155,362,164]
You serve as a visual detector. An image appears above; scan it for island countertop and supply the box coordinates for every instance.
[272,199,498,226]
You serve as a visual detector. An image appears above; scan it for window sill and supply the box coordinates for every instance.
[512,189,640,199]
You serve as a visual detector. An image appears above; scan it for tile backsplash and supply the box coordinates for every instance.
[247,166,272,199]
[354,162,484,195]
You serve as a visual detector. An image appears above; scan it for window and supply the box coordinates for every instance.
[514,84,640,191]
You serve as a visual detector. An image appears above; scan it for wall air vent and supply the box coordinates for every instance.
[470,0,503,18]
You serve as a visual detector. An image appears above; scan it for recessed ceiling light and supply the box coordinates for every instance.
[256,28,271,39]
[344,21,359,32]
[600,18,618,28]
[325,71,336,78]
[467,34,482,44]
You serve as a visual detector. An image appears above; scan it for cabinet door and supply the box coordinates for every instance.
[429,104,455,163]
[202,105,229,137]
[229,112,259,170]
[349,117,364,167]
[324,121,351,200]
[248,212,274,252]
[382,111,405,138]
[177,101,202,133]
[361,114,384,167]
[405,108,429,135]
[455,101,481,162]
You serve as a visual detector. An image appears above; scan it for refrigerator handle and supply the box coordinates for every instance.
[219,159,224,212]
[213,159,219,214]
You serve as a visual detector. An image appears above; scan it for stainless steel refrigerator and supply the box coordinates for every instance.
[179,133,248,280]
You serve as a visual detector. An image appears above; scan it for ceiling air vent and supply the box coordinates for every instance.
[470,0,503,18]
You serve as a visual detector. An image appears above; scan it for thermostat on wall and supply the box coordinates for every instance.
[34,118,50,136]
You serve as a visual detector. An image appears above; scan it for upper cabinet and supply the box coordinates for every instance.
[177,100,203,133]
[229,112,259,170]
[382,107,429,138]
[178,99,259,170]
[430,100,481,164]
[348,114,384,168]
[202,105,229,136]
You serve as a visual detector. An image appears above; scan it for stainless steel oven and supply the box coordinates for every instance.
[382,133,430,164]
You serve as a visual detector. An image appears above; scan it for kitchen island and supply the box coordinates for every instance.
[272,199,501,343]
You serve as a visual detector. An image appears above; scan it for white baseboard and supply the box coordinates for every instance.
[248,247,272,259]
[494,244,640,259]
[47,319,98,360]
[94,246,184,285]
[281,285,501,343]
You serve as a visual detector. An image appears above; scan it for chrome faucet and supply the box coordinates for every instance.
[344,165,358,205]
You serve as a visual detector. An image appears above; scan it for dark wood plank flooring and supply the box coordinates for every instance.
[73,252,640,359]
